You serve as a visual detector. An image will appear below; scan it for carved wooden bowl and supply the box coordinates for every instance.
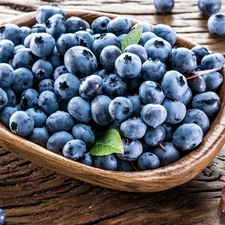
[0,10,225,192]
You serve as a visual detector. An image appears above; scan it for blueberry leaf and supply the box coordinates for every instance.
[121,26,143,52]
[89,129,124,156]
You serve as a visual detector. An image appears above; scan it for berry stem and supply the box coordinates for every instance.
[186,68,220,80]
[158,142,166,151]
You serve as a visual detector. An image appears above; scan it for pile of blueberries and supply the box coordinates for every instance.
[0,4,224,172]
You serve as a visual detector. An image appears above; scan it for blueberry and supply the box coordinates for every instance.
[54,73,80,101]
[168,47,197,74]
[20,26,31,43]
[144,37,172,63]
[141,58,166,82]
[30,23,46,33]
[94,154,118,170]
[120,117,147,139]
[152,142,180,166]
[137,152,160,170]
[79,75,103,99]
[144,125,166,146]
[38,90,59,115]
[64,46,98,78]
[11,67,34,94]
[124,44,148,64]
[127,73,144,95]
[0,63,15,88]
[4,88,16,107]
[91,95,113,125]
[91,16,111,34]
[116,138,143,161]
[56,33,79,55]
[107,16,132,36]
[191,45,210,65]
[39,79,54,93]
[141,103,167,128]
[172,123,203,151]
[127,94,143,117]
[152,24,177,46]
[162,123,174,142]
[162,98,186,124]
[30,32,55,58]
[0,208,6,225]
[108,96,133,122]
[139,31,157,46]
[139,81,165,104]
[183,108,210,135]
[67,96,91,124]
[72,124,95,147]
[63,139,87,161]
[132,22,152,33]
[26,107,47,127]
[46,110,75,133]
[154,0,175,13]
[180,87,193,105]
[32,59,53,81]
[20,88,39,110]
[0,88,8,111]
[46,46,64,69]
[208,13,225,37]
[11,48,37,70]
[23,33,36,48]
[115,52,142,79]
[80,152,94,166]
[102,73,127,99]
[100,45,122,71]
[45,13,66,40]
[66,16,88,33]
[9,111,34,137]
[161,70,188,100]
[0,39,14,63]
[201,52,225,70]
[117,158,135,171]
[192,91,221,117]
[198,0,222,16]
[53,65,69,80]
[75,30,94,49]
[0,23,22,45]
[47,131,73,155]
[0,106,17,128]
[92,33,121,61]
[202,71,223,91]
[187,76,206,94]
[27,126,50,148]
[35,4,65,24]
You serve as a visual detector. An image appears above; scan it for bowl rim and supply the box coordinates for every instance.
[0,9,225,192]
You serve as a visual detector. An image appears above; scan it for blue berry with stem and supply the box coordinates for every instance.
[152,142,180,166]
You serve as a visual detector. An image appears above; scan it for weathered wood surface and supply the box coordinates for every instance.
[0,0,225,224]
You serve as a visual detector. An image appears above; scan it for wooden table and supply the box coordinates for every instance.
[0,1,225,224]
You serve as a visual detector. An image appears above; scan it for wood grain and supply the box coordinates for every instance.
[0,1,225,224]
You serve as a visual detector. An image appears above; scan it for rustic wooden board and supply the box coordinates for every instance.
[0,0,225,224]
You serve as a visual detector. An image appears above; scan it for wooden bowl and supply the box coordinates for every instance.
[0,10,225,192]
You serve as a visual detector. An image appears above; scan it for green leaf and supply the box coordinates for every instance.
[121,26,143,52]
[89,129,124,156]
